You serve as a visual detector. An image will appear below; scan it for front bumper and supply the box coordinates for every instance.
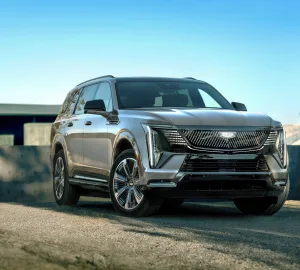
[139,152,289,199]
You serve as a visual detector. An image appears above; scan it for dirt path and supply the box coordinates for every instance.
[0,200,300,270]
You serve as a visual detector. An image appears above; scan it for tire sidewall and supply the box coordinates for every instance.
[52,150,71,204]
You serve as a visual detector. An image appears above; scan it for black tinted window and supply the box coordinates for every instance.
[74,84,98,115]
[116,81,233,110]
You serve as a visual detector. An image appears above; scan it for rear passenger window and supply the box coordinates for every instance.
[74,84,98,115]
[94,82,112,112]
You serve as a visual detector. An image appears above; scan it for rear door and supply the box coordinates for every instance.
[65,84,98,169]
[82,81,113,180]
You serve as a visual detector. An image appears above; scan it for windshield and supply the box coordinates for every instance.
[116,81,234,110]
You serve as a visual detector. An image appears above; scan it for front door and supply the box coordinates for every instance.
[82,81,113,180]
[66,83,99,173]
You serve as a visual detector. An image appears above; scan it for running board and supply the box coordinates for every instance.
[69,176,108,188]
[74,175,108,183]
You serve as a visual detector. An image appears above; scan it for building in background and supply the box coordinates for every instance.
[0,104,61,146]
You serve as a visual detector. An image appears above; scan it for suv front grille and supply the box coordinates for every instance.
[264,130,278,145]
[161,129,187,146]
[181,130,269,150]
[180,157,269,172]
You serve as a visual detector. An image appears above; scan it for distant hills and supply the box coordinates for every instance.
[284,125,300,145]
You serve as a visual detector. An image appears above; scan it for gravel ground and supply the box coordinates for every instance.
[0,199,300,270]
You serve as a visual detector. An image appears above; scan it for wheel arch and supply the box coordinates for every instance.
[111,130,142,169]
[51,134,69,173]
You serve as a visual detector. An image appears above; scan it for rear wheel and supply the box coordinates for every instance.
[234,178,290,215]
[109,149,163,217]
[53,150,80,206]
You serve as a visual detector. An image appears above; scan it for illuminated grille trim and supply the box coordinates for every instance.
[160,129,187,146]
[264,130,279,146]
[180,130,269,150]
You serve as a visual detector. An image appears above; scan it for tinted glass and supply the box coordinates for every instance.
[199,89,222,108]
[60,88,82,115]
[94,82,112,112]
[116,81,233,109]
[74,84,98,115]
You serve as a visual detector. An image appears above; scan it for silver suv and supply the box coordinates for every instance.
[50,76,289,217]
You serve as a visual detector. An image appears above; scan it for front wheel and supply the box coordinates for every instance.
[109,149,163,217]
[234,178,290,215]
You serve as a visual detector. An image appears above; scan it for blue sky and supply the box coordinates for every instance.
[0,0,299,124]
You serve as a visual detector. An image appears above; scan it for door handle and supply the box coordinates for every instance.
[85,121,92,126]
[67,122,73,127]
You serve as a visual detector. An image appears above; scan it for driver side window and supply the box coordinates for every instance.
[94,82,112,112]
[74,84,98,115]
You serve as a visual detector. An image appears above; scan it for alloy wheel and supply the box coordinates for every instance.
[113,158,144,210]
[54,157,65,200]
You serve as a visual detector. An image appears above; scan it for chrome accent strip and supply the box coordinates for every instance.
[264,130,279,146]
[186,145,265,153]
[73,175,108,183]
[146,126,155,167]
[69,178,107,186]
[274,181,286,186]
[147,182,177,188]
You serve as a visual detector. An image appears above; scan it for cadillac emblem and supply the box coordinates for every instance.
[219,131,237,139]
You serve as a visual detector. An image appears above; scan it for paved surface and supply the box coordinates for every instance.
[0,199,300,270]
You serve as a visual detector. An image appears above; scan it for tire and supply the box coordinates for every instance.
[234,178,290,215]
[109,149,163,217]
[53,150,80,206]
[159,198,184,212]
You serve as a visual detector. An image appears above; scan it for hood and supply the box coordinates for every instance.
[138,108,273,127]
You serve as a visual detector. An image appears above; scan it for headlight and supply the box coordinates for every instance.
[143,125,164,168]
[275,129,287,167]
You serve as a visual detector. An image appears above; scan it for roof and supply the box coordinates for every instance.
[76,76,207,87]
[0,104,61,116]
[115,77,206,84]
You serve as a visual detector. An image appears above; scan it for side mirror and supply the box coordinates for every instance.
[231,102,247,111]
[84,99,106,113]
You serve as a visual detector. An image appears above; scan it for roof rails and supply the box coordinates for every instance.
[183,77,197,80]
[77,75,115,86]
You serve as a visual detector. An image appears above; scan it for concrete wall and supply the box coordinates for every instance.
[0,146,53,202]
[0,145,299,202]
[0,135,14,146]
[24,123,52,146]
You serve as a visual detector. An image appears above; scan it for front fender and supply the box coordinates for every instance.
[111,129,143,169]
